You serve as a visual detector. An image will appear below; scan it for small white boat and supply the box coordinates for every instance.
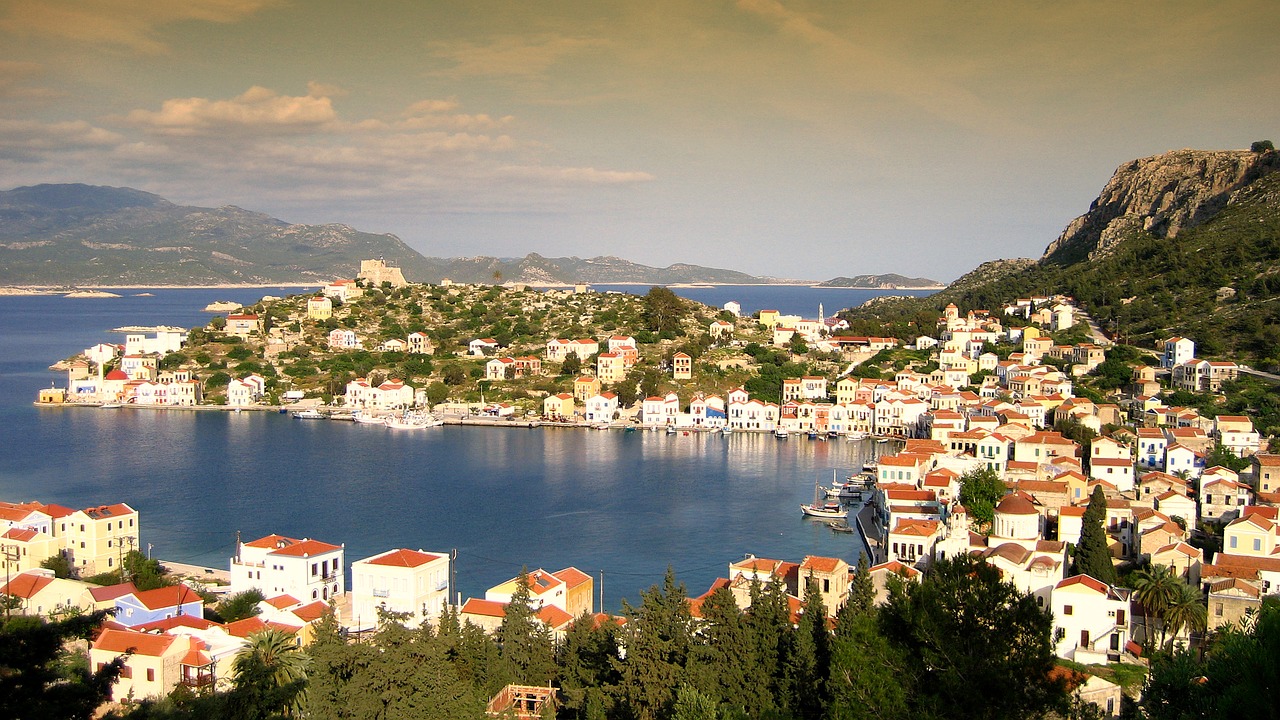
[666,425,677,435]
[353,411,387,425]
[774,428,789,439]
[385,411,443,429]
[803,478,846,519]
[721,426,733,435]
[847,430,867,441]
[292,409,326,419]
[99,403,122,409]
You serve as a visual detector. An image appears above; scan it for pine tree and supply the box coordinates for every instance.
[498,569,556,685]
[686,585,760,715]
[1073,486,1119,586]
[612,567,694,720]
[786,577,831,720]
[558,612,622,720]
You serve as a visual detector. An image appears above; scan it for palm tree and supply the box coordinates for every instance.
[232,628,311,716]
[1162,581,1208,651]
[1131,564,1178,649]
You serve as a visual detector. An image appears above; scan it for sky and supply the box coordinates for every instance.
[0,1,1276,281]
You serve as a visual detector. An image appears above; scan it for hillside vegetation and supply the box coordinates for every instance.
[843,147,1280,369]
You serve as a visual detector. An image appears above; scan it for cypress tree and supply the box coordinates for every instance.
[1073,486,1119,586]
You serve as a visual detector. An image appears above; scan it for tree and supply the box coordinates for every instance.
[838,554,876,630]
[1161,581,1207,651]
[560,353,582,376]
[425,381,449,406]
[40,553,72,579]
[788,333,809,356]
[215,589,266,623]
[498,569,556,685]
[0,610,123,720]
[1132,563,1178,651]
[827,609,910,720]
[958,467,1005,529]
[442,365,466,386]
[1073,486,1119,586]
[642,287,688,336]
[880,554,1067,720]
[787,576,831,720]
[230,628,310,718]
[613,567,694,720]
[1250,140,1274,153]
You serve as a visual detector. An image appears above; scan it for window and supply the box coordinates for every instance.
[1063,605,1073,616]
[312,562,318,577]
[147,668,155,682]
[1254,539,1262,552]
[120,666,132,679]
[1230,536,1238,549]
[1215,603,1223,617]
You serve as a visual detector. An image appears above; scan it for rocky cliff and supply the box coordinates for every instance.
[1041,148,1280,265]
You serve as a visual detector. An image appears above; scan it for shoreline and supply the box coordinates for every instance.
[2,282,944,295]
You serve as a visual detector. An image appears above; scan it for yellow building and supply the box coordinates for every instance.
[758,309,781,328]
[1,527,61,574]
[542,393,576,420]
[58,503,139,576]
[573,376,601,404]
[306,296,333,320]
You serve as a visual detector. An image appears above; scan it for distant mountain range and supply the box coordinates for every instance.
[0,183,939,287]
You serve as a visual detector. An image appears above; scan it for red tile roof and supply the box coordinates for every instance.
[0,572,53,598]
[93,628,178,657]
[460,598,508,618]
[129,584,202,611]
[365,548,443,568]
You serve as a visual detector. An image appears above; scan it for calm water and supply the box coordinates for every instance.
[0,286,913,609]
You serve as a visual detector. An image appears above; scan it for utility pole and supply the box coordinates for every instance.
[599,570,604,614]
[450,548,457,609]
[3,543,19,619]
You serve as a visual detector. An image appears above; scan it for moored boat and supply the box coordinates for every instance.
[801,482,846,519]
[774,428,789,439]
[827,520,856,533]
[292,409,326,419]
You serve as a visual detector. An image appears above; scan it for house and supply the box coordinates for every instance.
[306,296,332,320]
[0,570,95,617]
[90,629,196,701]
[1013,431,1079,465]
[345,378,415,410]
[1163,444,1204,479]
[710,320,734,339]
[546,338,598,362]
[1136,428,1168,469]
[672,352,692,380]
[542,393,575,421]
[225,314,260,339]
[231,534,345,602]
[0,526,59,574]
[1222,510,1278,558]
[1050,575,1130,663]
[596,352,626,383]
[573,376,601,404]
[1162,337,1195,369]
[798,556,849,616]
[378,338,406,352]
[469,338,500,356]
[886,519,943,569]
[1088,457,1135,493]
[1206,576,1263,631]
[226,375,265,407]
[486,357,517,381]
[57,503,139,576]
[607,335,637,353]
[641,394,680,428]
[485,567,594,617]
[1200,477,1252,522]
[867,561,922,606]
[328,328,361,349]
[1214,415,1261,458]
[398,332,431,357]
[114,584,204,627]
[584,393,618,423]
[323,279,363,302]
[351,548,451,629]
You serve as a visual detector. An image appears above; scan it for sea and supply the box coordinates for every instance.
[0,284,933,609]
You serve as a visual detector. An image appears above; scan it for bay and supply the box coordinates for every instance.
[0,286,918,609]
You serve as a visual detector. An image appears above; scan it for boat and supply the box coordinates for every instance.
[827,431,840,439]
[826,520,856,533]
[666,425,677,435]
[847,430,868,441]
[99,403,122,409]
[353,411,387,425]
[807,430,819,440]
[774,428,789,439]
[721,426,733,435]
[801,482,847,519]
[385,411,443,429]
[875,437,889,444]
[292,409,326,419]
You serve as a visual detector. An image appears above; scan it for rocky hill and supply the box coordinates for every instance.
[843,145,1280,366]
[816,273,944,289]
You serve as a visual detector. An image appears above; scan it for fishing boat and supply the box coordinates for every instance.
[801,483,846,519]
[292,409,325,420]
[807,430,819,439]
[352,411,387,425]
[774,428,789,439]
[826,520,856,533]
[99,403,122,409]
[666,425,677,435]
[847,430,868,441]
[384,411,443,429]
[721,426,733,435]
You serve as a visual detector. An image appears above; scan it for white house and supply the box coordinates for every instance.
[328,328,361,349]
[345,377,414,410]
[1162,337,1195,369]
[351,548,451,629]
[584,393,619,423]
[1050,574,1131,663]
[469,338,500,356]
[231,534,345,603]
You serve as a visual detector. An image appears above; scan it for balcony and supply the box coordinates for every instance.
[180,673,215,689]
[372,588,390,598]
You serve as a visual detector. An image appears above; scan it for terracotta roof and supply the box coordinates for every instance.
[800,556,843,574]
[868,560,921,578]
[460,598,508,618]
[264,594,301,610]
[552,567,592,589]
[0,572,53,598]
[1208,578,1261,598]
[891,519,941,537]
[131,615,218,632]
[536,604,574,628]
[225,616,300,637]
[290,600,330,623]
[1,527,37,541]
[94,628,178,657]
[129,584,202,611]
[365,548,443,568]
[89,582,139,603]
[1055,574,1110,594]
[995,492,1038,516]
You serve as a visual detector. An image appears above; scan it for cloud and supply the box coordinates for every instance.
[0,119,123,160]
[429,34,610,78]
[124,86,337,136]
[0,0,274,54]
[0,84,652,220]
